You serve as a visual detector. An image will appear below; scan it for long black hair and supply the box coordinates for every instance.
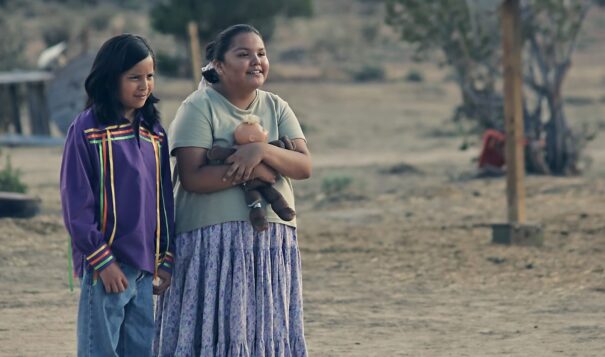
[84,34,160,126]
[201,24,262,84]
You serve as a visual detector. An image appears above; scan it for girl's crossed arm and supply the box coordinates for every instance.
[175,146,277,194]
[223,138,311,183]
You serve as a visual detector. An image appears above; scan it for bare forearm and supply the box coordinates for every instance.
[180,164,236,193]
[261,141,312,180]
[180,162,276,194]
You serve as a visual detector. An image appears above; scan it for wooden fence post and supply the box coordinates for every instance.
[492,0,543,246]
[8,84,22,134]
[188,21,203,90]
[26,82,50,135]
[501,0,525,224]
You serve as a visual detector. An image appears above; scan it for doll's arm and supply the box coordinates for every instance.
[269,136,296,151]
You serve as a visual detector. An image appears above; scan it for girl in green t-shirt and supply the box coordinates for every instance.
[154,24,311,356]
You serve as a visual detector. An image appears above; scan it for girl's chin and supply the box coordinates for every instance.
[247,78,266,87]
[134,99,148,107]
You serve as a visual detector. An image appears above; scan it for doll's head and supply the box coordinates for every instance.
[234,114,268,144]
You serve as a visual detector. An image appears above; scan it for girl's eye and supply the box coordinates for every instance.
[238,53,249,57]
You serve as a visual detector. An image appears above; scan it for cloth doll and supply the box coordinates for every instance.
[207,115,296,231]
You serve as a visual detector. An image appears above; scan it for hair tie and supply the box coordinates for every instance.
[199,63,215,89]
[201,63,214,72]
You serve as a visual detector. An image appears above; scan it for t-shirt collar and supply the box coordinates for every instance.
[207,86,259,114]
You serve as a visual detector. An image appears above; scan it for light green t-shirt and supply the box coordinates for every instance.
[169,86,306,234]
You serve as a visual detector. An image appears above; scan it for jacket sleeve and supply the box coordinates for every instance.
[157,130,176,274]
[60,123,114,272]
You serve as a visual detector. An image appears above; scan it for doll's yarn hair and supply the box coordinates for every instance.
[201,24,261,84]
[241,114,261,125]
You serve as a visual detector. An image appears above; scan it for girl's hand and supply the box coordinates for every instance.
[223,142,265,183]
[153,269,171,295]
[98,262,128,293]
[252,163,277,184]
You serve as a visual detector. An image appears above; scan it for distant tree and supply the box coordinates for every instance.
[150,0,313,52]
[386,0,603,175]
[0,14,28,132]
[0,15,26,70]
[521,1,593,174]
[283,0,313,17]
[387,0,502,130]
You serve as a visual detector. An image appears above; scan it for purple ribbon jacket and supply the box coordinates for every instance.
[60,108,175,278]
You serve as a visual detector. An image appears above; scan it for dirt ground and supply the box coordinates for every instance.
[2,58,605,356]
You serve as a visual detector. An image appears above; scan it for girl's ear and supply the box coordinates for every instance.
[214,61,223,75]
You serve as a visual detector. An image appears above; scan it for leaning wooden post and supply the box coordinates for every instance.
[492,0,543,246]
[188,21,203,90]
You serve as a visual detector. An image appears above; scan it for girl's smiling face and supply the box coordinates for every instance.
[214,32,269,92]
[118,55,155,121]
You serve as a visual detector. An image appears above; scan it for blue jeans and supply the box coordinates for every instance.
[77,263,154,357]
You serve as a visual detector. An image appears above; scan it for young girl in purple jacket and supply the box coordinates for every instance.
[60,34,174,356]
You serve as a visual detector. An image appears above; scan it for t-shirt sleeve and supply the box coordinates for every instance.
[168,97,213,155]
[276,96,306,141]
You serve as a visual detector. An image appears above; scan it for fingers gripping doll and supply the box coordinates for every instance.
[207,115,296,231]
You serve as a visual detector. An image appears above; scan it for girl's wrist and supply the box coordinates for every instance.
[255,142,268,161]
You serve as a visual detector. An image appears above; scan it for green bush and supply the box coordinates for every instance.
[321,175,352,196]
[0,154,27,193]
[405,68,424,82]
[351,63,386,82]
[88,6,115,31]
[0,14,27,70]
[156,51,184,78]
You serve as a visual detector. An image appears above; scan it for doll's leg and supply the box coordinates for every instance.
[258,185,296,221]
[279,136,296,151]
[243,188,268,231]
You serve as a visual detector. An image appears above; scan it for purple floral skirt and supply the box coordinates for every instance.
[153,222,307,357]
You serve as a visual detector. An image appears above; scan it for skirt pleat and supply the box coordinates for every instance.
[154,222,307,357]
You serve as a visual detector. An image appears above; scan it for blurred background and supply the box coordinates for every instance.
[1,0,605,174]
[1,1,605,356]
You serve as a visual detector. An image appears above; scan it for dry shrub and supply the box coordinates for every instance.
[0,153,27,193]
